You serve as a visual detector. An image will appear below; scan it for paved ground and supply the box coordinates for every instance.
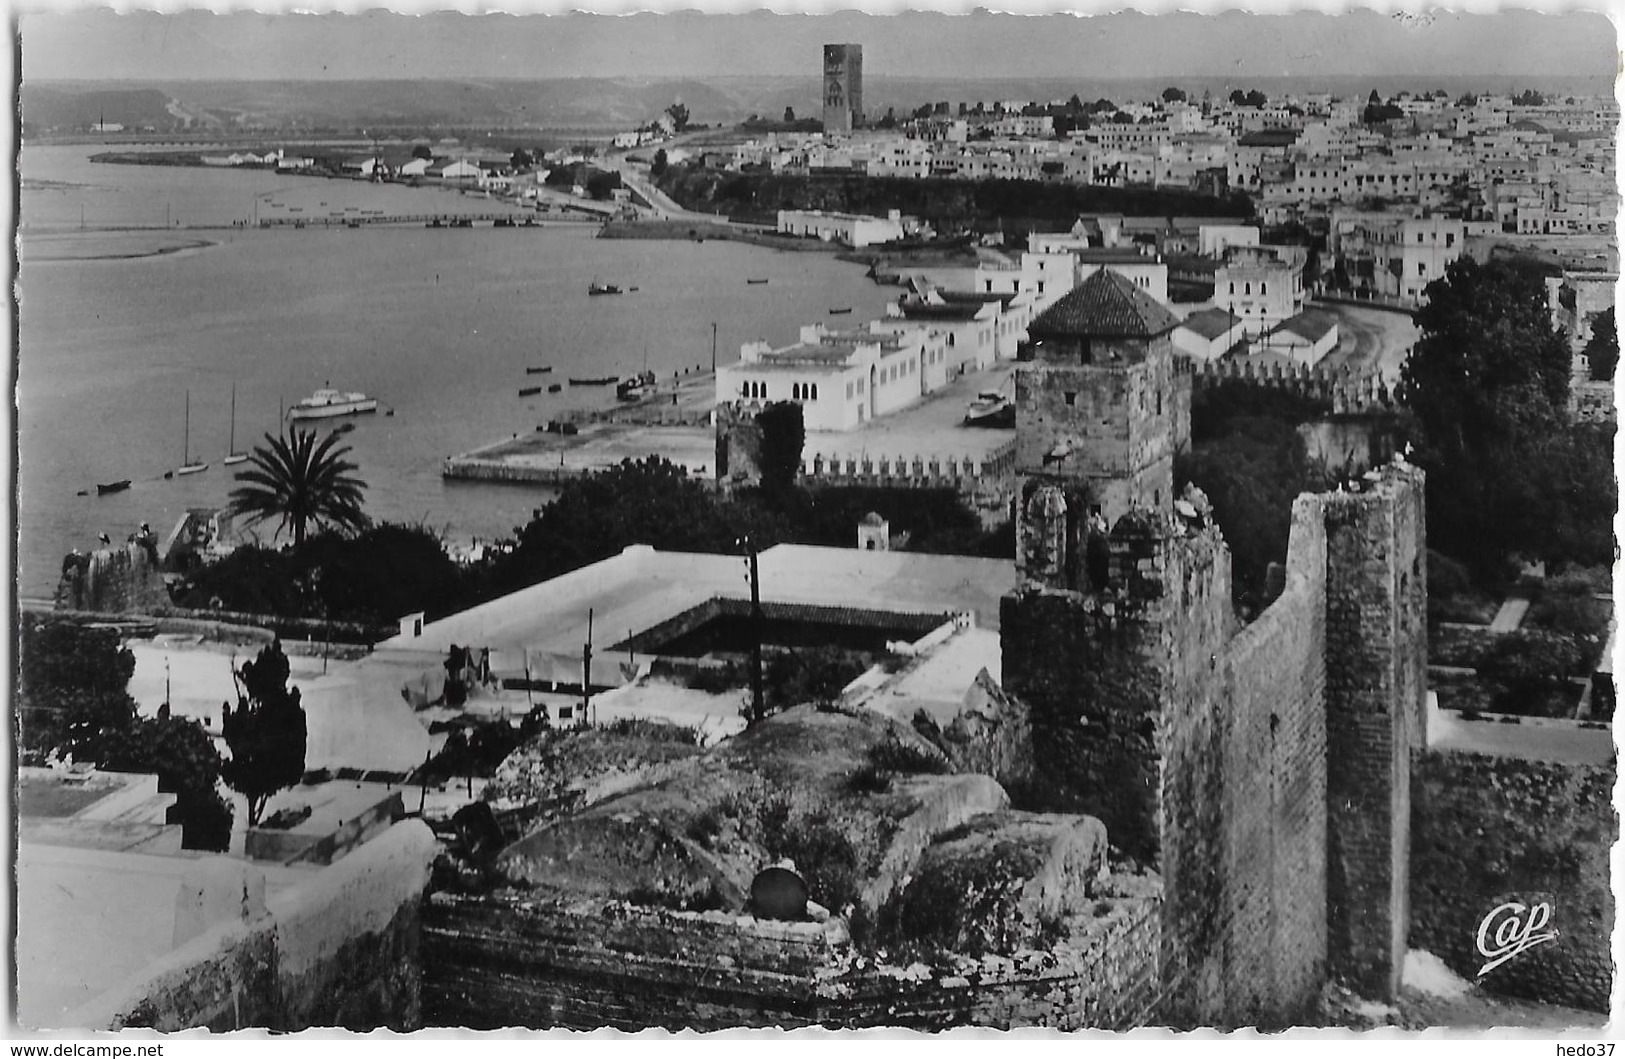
[456,362,1018,476]
[1316,302,1420,384]
[1489,595,1532,633]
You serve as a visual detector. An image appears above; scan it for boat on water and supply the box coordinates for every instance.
[964,390,1015,428]
[747,278,769,285]
[96,480,131,496]
[525,366,554,375]
[569,375,618,386]
[518,386,543,397]
[616,370,657,401]
[223,383,249,466]
[176,390,208,476]
[287,387,379,421]
[588,280,623,296]
[547,382,563,393]
[828,307,853,315]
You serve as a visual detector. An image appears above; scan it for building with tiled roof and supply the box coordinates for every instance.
[1015,267,1186,527]
[1026,268,1181,346]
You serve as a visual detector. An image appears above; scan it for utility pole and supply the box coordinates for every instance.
[582,607,594,727]
[739,537,764,724]
[711,322,718,375]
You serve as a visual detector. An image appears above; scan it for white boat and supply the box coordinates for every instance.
[176,390,209,475]
[287,387,379,421]
[223,383,249,465]
[964,389,1014,428]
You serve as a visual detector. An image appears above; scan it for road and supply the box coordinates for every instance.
[1316,302,1419,385]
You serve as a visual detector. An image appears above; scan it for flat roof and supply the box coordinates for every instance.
[379,544,1016,659]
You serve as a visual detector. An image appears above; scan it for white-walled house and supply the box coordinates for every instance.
[1255,310,1340,366]
[1173,308,1248,361]
[1214,245,1306,335]
[885,297,1001,377]
[777,209,905,248]
[1073,248,1170,304]
[717,324,936,431]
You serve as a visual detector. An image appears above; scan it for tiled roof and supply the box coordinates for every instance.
[1177,308,1243,340]
[1272,310,1339,343]
[897,303,986,321]
[1028,269,1180,340]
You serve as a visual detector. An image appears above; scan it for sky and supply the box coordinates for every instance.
[16,6,1619,83]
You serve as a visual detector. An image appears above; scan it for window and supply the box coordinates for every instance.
[1261,282,1267,296]
[1446,233,1455,247]
[1418,262,1427,276]
[811,383,819,400]
[846,381,854,400]
[1229,282,1235,295]
[1064,391,1077,406]
[1245,282,1252,295]
[948,333,956,347]
[792,383,800,400]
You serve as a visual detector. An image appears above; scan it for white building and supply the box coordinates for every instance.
[1214,245,1306,335]
[1255,310,1340,366]
[777,209,905,248]
[1173,308,1248,361]
[717,324,937,431]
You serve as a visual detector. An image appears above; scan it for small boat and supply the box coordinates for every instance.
[426,219,444,228]
[176,390,208,476]
[519,386,543,397]
[525,366,554,375]
[335,422,356,435]
[287,387,379,421]
[569,375,618,386]
[828,307,853,315]
[616,370,657,401]
[547,382,563,393]
[96,480,132,496]
[223,383,249,465]
[452,218,473,228]
[964,390,1015,428]
[494,217,516,228]
[747,278,769,285]
[588,280,623,296]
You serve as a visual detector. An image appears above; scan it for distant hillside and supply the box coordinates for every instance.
[21,73,1613,135]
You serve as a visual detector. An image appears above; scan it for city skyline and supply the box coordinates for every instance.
[20,7,1617,84]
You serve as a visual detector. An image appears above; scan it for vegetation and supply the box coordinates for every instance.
[1177,381,1329,613]
[228,426,369,547]
[18,620,231,850]
[1399,257,1613,577]
[222,641,308,827]
[175,522,469,629]
[653,165,1253,231]
[1478,630,1588,717]
[755,400,806,492]
[1584,307,1617,382]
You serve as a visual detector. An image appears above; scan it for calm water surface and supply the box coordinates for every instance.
[18,146,895,596]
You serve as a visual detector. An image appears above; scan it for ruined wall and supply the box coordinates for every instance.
[1209,494,1329,1024]
[54,543,168,614]
[1322,467,1427,1000]
[1410,745,1615,1013]
[423,886,1165,1031]
[61,821,438,1032]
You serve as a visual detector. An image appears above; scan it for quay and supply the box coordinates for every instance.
[256,210,603,228]
[442,363,1018,510]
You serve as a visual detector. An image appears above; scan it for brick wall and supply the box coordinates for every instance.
[1411,746,1615,1013]
[1322,466,1427,999]
[423,886,1166,1030]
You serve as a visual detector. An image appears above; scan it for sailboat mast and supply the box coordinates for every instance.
[230,384,237,451]
[184,390,190,463]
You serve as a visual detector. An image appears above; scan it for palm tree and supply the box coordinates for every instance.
[227,426,369,546]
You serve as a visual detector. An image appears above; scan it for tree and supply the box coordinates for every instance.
[650,148,669,177]
[18,621,139,762]
[1584,307,1617,382]
[103,715,233,851]
[1162,87,1187,103]
[1456,93,1478,108]
[1399,257,1578,573]
[222,641,308,827]
[585,169,623,200]
[510,148,534,169]
[228,426,369,546]
[783,106,796,124]
[756,401,805,492]
[666,102,691,132]
[411,144,433,161]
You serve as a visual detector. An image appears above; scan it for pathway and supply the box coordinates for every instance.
[1488,595,1531,633]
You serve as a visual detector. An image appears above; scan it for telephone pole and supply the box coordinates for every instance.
[739,537,764,724]
[582,607,594,727]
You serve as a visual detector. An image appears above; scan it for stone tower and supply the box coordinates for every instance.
[1013,268,1183,591]
[822,44,864,135]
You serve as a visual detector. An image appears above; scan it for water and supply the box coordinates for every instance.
[17,145,897,597]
